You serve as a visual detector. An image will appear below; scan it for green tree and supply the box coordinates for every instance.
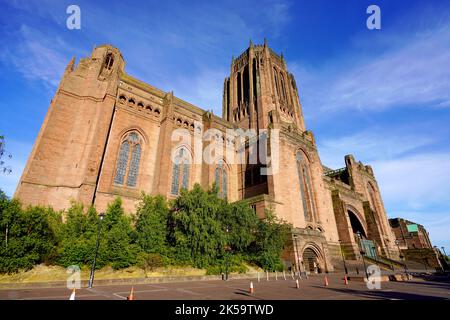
[0,201,59,273]
[101,197,140,269]
[168,184,226,267]
[56,203,99,267]
[249,210,291,271]
[135,194,169,254]
[219,200,259,251]
[0,135,12,174]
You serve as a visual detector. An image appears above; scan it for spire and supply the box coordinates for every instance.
[249,38,253,48]
[65,57,75,73]
[264,38,268,47]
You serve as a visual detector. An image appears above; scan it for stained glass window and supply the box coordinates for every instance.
[215,160,228,199]
[171,147,191,195]
[114,141,130,185]
[114,131,142,187]
[215,167,220,187]
[296,152,315,221]
[222,170,228,199]
[127,143,141,187]
[182,161,189,190]
[171,163,180,195]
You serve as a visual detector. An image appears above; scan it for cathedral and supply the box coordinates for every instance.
[14,42,400,272]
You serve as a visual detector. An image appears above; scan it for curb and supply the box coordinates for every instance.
[0,272,264,290]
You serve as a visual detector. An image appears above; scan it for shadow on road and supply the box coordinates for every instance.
[311,285,447,300]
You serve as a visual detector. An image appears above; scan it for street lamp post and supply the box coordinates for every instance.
[88,212,105,289]
[395,240,408,275]
[423,258,428,272]
[338,240,348,275]
[224,226,231,281]
[384,243,394,271]
[442,247,448,259]
[441,246,449,271]
[293,234,300,275]
[357,232,369,280]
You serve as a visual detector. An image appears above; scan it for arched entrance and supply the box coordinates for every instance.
[348,210,377,259]
[302,246,324,274]
[348,210,367,238]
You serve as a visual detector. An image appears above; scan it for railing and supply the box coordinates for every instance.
[324,167,346,177]
[363,255,395,270]
[378,255,407,269]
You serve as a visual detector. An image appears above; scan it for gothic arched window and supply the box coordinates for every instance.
[280,73,287,101]
[105,53,114,70]
[215,160,228,199]
[296,151,316,221]
[273,67,280,97]
[171,147,191,195]
[114,132,142,187]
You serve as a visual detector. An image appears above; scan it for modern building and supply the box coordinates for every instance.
[389,218,433,250]
[389,218,443,269]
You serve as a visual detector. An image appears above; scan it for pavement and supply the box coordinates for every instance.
[0,273,449,300]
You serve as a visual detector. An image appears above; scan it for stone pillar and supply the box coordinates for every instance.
[153,92,175,196]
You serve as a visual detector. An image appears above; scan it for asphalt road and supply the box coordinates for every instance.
[0,273,449,300]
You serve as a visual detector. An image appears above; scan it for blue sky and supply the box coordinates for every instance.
[0,0,449,250]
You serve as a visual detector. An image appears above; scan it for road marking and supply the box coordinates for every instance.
[114,288,169,295]
[113,293,127,300]
[20,293,99,300]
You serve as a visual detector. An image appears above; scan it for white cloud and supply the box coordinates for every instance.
[373,152,450,211]
[291,22,450,115]
[164,68,228,116]
[318,129,450,249]
[317,128,435,169]
[0,25,76,88]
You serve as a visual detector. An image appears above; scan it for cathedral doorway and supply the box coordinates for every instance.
[302,247,323,273]
[348,210,377,259]
[348,210,367,238]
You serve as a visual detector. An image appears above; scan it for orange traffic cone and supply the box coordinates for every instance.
[249,282,254,294]
[344,275,348,285]
[295,279,299,289]
[69,288,76,300]
[127,286,134,300]
[324,276,329,286]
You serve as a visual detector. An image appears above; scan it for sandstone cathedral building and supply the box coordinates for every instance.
[14,42,401,272]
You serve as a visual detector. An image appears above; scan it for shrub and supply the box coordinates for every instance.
[137,252,166,274]
[0,199,60,273]
[135,194,169,254]
[167,184,226,268]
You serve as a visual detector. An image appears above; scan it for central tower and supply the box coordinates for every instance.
[222,39,306,132]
